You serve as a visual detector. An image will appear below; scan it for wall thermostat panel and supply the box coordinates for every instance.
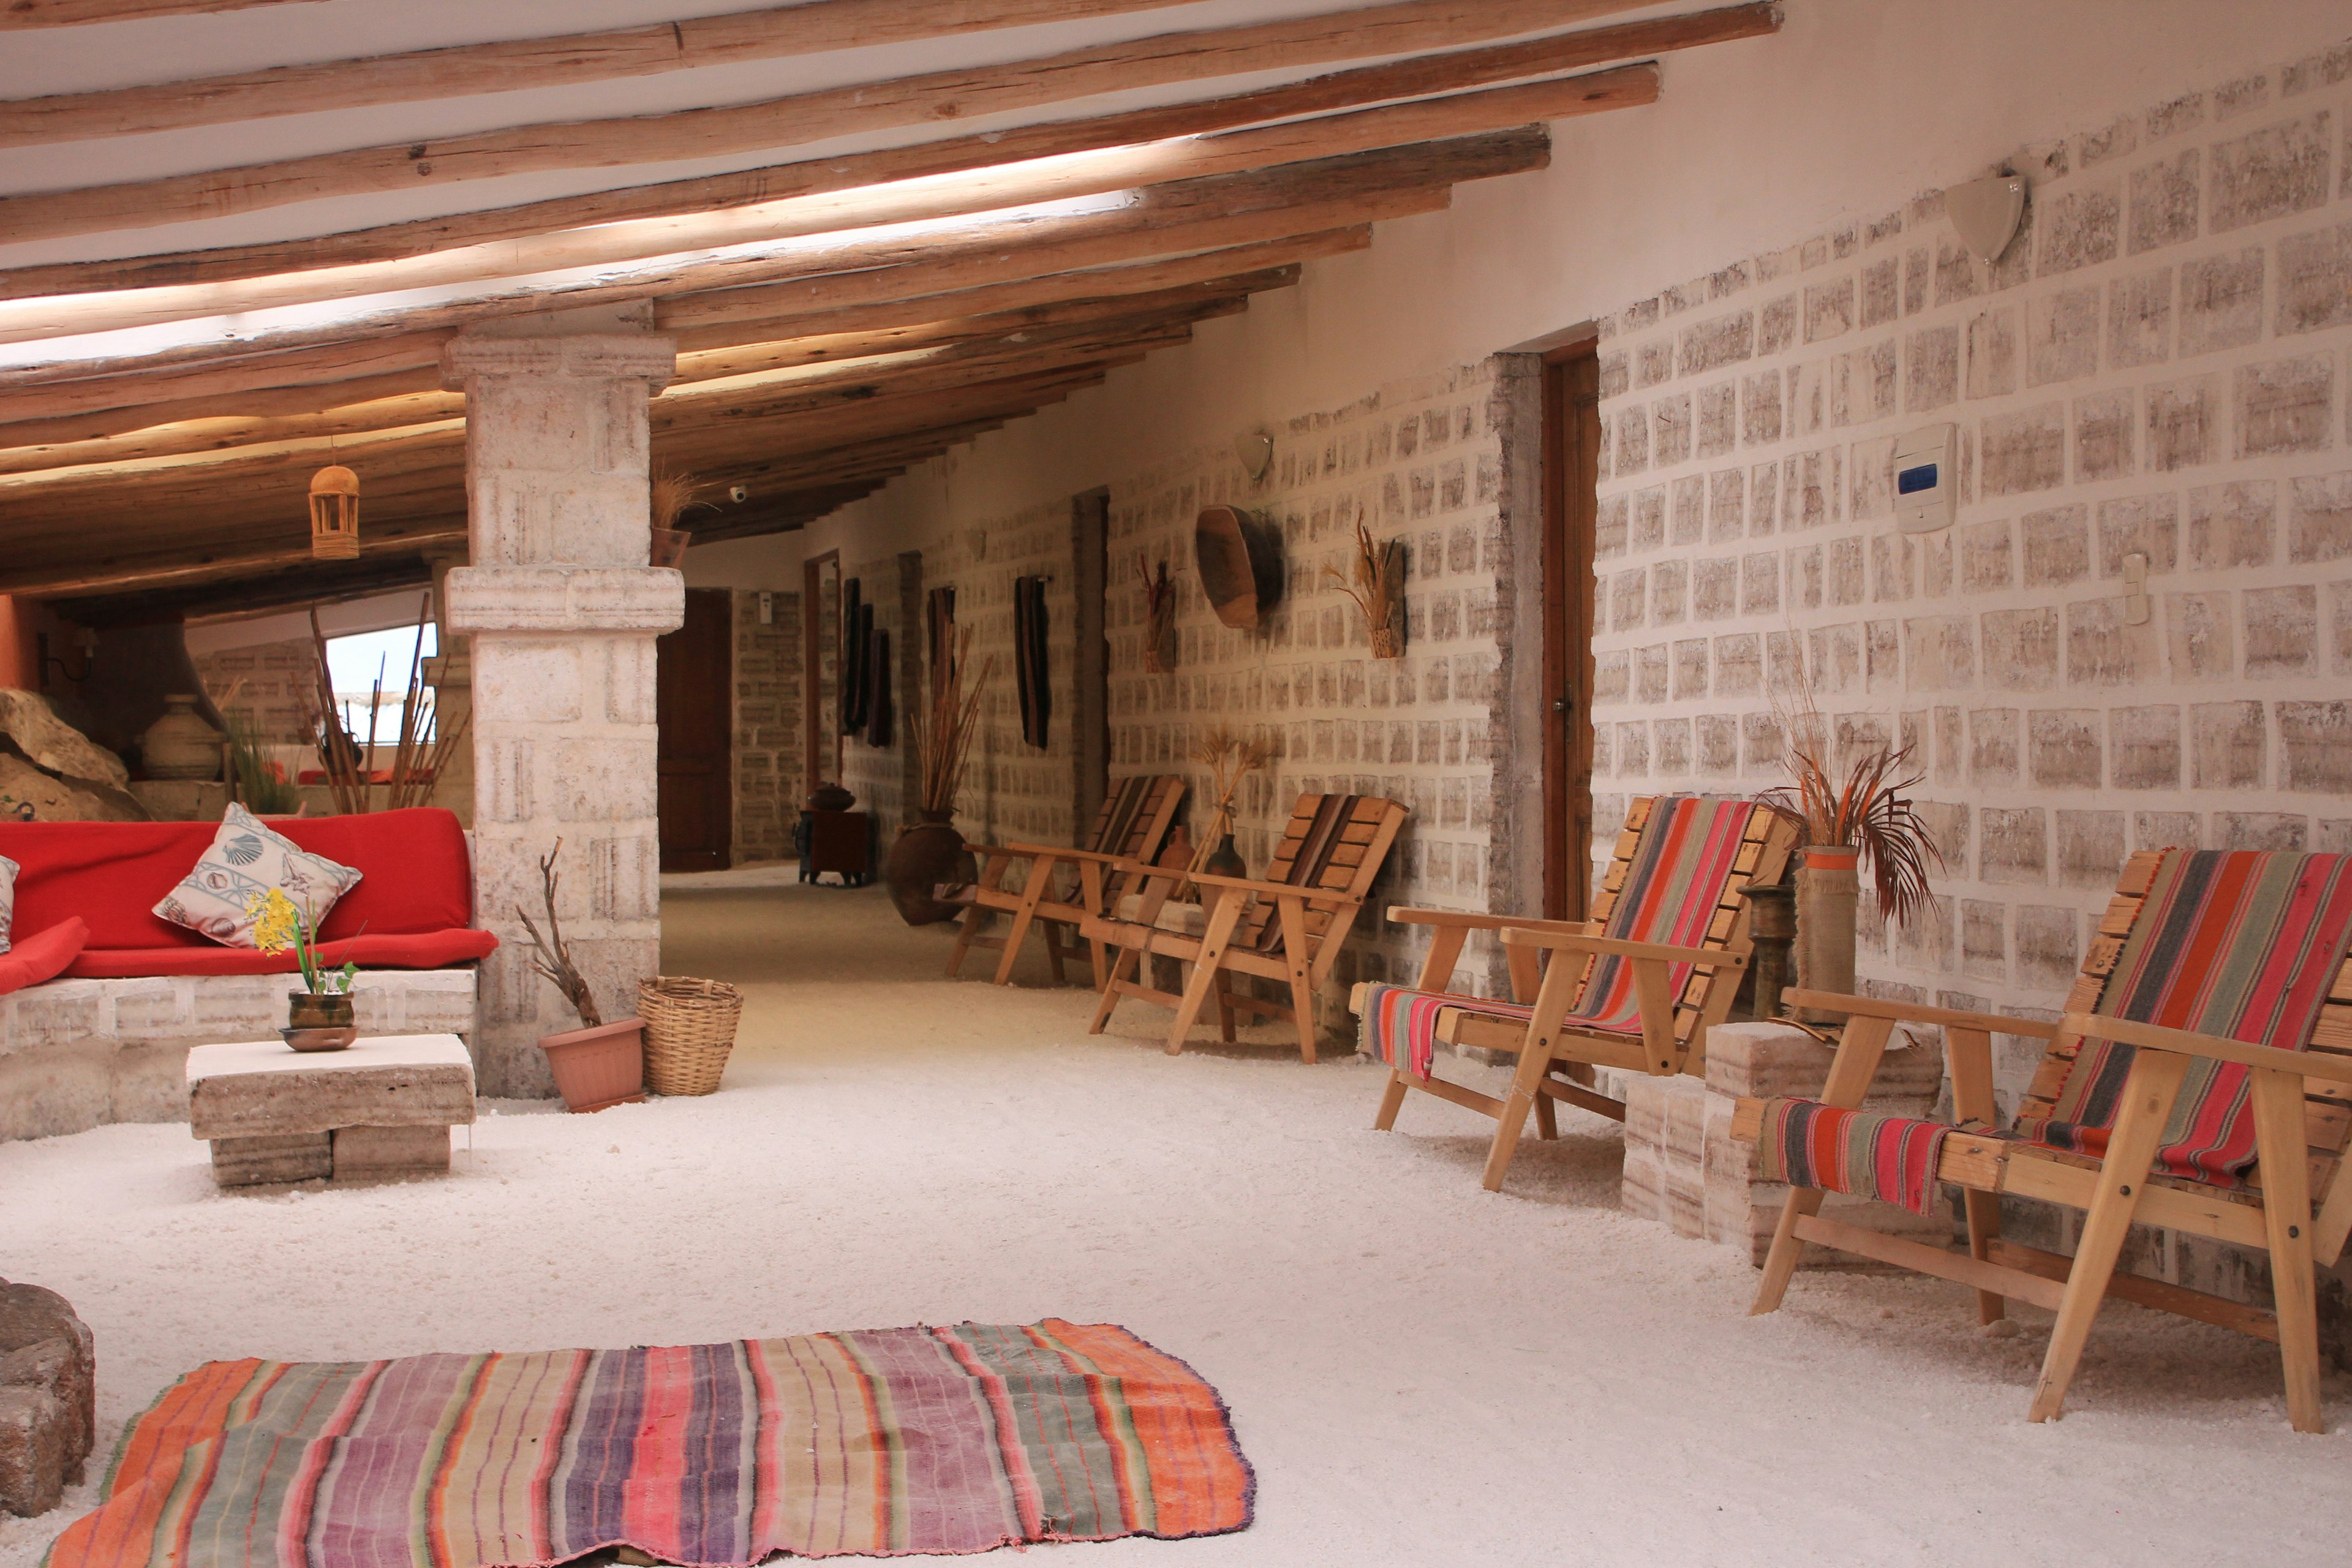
[1894,423,1956,534]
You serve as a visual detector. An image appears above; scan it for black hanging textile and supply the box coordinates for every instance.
[1013,575,1050,749]
[840,584,872,734]
[865,628,893,748]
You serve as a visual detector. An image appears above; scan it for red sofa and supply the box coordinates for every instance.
[1,808,497,979]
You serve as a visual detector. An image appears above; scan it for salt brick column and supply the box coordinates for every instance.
[440,331,680,1096]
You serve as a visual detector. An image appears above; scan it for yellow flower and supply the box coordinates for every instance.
[246,888,301,954]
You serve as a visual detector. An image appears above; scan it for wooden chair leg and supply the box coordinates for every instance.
[1479,1045,1554,1192]
[1532,1087,1559,1142]
[1288,974,1317,1065]
[2027,1049,2187,1425]
[1164,956,1224,1056]
[992,897,1042,987]
[1750,1188,1825,1314]
[1087,937,1109,992]
[1374,1070,1410,1131]
[1961,1189,2006,1325]
[1276,895,1317,1065]
[1043,924,1069,986]
[1088,946,1138,1035]
[2250,1067,2325,1433]
[1215,985,1237,1043]
[946,903,987,979]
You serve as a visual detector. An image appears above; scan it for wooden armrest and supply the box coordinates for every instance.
[1784,990,2062,1040]
[2064,1012,2352,1087]
[1386,907,1597,935]
[1049,846,1129,865]
[995,840,1084,861]
[965,842,1029,860]
[1498,929,1745,968]
[1184,870,1354,905]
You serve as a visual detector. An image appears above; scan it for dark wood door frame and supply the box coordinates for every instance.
[801,548,840,793]
[1541,339,1601,922]
[1071,488,1110,842]
[657,587,734,873]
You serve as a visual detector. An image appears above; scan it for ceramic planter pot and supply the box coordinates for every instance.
[282,990,356,1052]
[1793,845,1861,1022]
[886,810,974,927]
[141,694,221,781]
[538,1017,647,1113]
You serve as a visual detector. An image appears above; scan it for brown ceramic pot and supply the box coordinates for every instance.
[538,1017,647,1113]
[282,990,356,1052]
[886,810,975,927]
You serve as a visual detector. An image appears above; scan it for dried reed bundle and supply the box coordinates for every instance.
[913,625,993,818]
[1184,724,1273,884]
[1324,521,1404,656]
[1758,675,1943,926]
[300,595,468,815]
[650,467,699,530]
[1136,554,1177,672]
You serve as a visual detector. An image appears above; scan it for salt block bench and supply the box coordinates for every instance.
[186,1033,475,1187]
[0,809,492,1142]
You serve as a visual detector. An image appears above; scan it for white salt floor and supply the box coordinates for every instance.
[6,874,2352,1566]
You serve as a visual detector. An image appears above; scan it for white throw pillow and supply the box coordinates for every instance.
[153,804,363,948]
[0,854,16,953]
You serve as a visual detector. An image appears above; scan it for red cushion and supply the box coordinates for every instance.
[0,918,88,995]
[64,928,497,979]
[0,809,476,951]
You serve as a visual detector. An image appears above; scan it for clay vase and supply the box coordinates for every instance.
[141,694,222,781]
[886,809,975,927]
[1793,845,1860,1023]
[1202,831,1246,881]
[806,782,855,812]
[538,1017,647,1113]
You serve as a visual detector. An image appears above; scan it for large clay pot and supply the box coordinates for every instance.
[886,809,974,926]
[538,1017,647,1113]
[141,694,221,780]
[806,782,854,812]
[1793,846,1860,1024]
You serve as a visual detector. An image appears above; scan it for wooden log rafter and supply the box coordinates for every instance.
[0,0,1706,246]
[0,0,303,27]
[0,2,1779,301]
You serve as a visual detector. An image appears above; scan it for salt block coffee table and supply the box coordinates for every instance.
[186,1033,477,1187]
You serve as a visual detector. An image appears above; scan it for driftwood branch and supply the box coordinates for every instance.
[514,838,601,1029]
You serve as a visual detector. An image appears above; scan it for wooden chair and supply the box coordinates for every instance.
[1353,796,1798,1193]
[946,774,1185,986]
[1083,792,1408,1062]
[1731,846,2352,1431]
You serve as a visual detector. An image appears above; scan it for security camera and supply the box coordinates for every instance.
[728,484,750,503]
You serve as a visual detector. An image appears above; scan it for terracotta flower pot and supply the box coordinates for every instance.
[886,810,974,927]
[538,1017,647,1113]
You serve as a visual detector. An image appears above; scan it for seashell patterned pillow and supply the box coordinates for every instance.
[152,804,364,948]
[0,853,15,952]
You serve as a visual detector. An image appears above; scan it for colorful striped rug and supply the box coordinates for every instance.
[45,1322,1253,1568]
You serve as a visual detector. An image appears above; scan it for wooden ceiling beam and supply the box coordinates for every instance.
[0,1,1181,145]
[7,64,1649,345]
[0,331,450,418]
[61,556,443,629]
[0,0,304,27]
[0,519,467,598]
[0,0,1655,246]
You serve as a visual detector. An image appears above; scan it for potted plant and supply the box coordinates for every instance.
[518,840,646,1112]
[884,627,992,926]
[1186,725,1272,888]
[1758,690,1942,1023]
[650,467,700,568]
[248,887,358,1051]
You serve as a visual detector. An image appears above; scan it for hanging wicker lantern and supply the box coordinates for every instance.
[309,464,360,560]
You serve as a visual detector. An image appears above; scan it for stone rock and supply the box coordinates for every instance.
[0,747,148,823]
[0,690,127,790]
[0,1279,94,1518]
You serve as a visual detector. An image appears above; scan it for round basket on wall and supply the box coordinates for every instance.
[638,976,744,1096]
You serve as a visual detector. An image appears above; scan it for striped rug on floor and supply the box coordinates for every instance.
[46,1321,1253,1567]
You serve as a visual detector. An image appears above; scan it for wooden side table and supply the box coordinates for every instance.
[797,809,873,886]
[186,1033,476,1186]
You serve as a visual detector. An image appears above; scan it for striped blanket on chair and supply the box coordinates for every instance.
[45,1322,1253,1568]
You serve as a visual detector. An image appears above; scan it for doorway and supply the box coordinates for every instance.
[1071,489,1110,838]
[658,588,734,873]
[1541,342,1601,921]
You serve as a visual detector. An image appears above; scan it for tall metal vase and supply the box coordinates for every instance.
[1793,846,1860,1023]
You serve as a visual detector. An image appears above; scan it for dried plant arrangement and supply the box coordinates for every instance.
[650,466,702,567]
[1325,521,1405,658]
[1757,679,1943,927]
[300,595,470,814]
[205,676,304,815]
[913,625,995,818]
[1136,554,1178,673]
[1181,724,1273,892]
[516,839,601,1028]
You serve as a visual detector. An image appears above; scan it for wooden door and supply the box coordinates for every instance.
[1542,342,1601,921]
[1071,489,1110,839]
[657,587,733,873]
[802,551,841,793]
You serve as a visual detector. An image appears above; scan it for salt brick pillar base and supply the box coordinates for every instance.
[441,330,680,1097]
[1621,1022,1947,1265]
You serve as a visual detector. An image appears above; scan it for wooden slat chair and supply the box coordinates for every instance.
[1352,796,1797,1193]
[1731,846,2352,1432]
[946,775,1185,987]
[1082,792,1409,1062]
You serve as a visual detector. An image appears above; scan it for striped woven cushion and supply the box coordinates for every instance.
[1750,1099,1958,1216]
[2013,848,2352,1187]
[1358,983,1534,1079]
[1564,796,1760,1033]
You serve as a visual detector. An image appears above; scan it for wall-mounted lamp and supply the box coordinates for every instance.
[1948,172,2027,264]
[1235,429,1274,483]
[40,625,97,684]
[758,591,774,626]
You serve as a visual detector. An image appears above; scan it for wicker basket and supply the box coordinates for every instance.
[638,975,743,1096]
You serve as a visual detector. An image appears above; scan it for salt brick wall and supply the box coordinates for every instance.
[729,589,799,864]
[191,637,314,747]
[1587,42,2352,1120]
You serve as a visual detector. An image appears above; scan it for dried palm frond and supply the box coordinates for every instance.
[1757,677,1944,927]
[913,626,993,817]
[650,467,701,530]
[1323,521,1404,646]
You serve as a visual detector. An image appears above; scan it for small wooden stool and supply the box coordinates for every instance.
[185,1033,476,1187]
